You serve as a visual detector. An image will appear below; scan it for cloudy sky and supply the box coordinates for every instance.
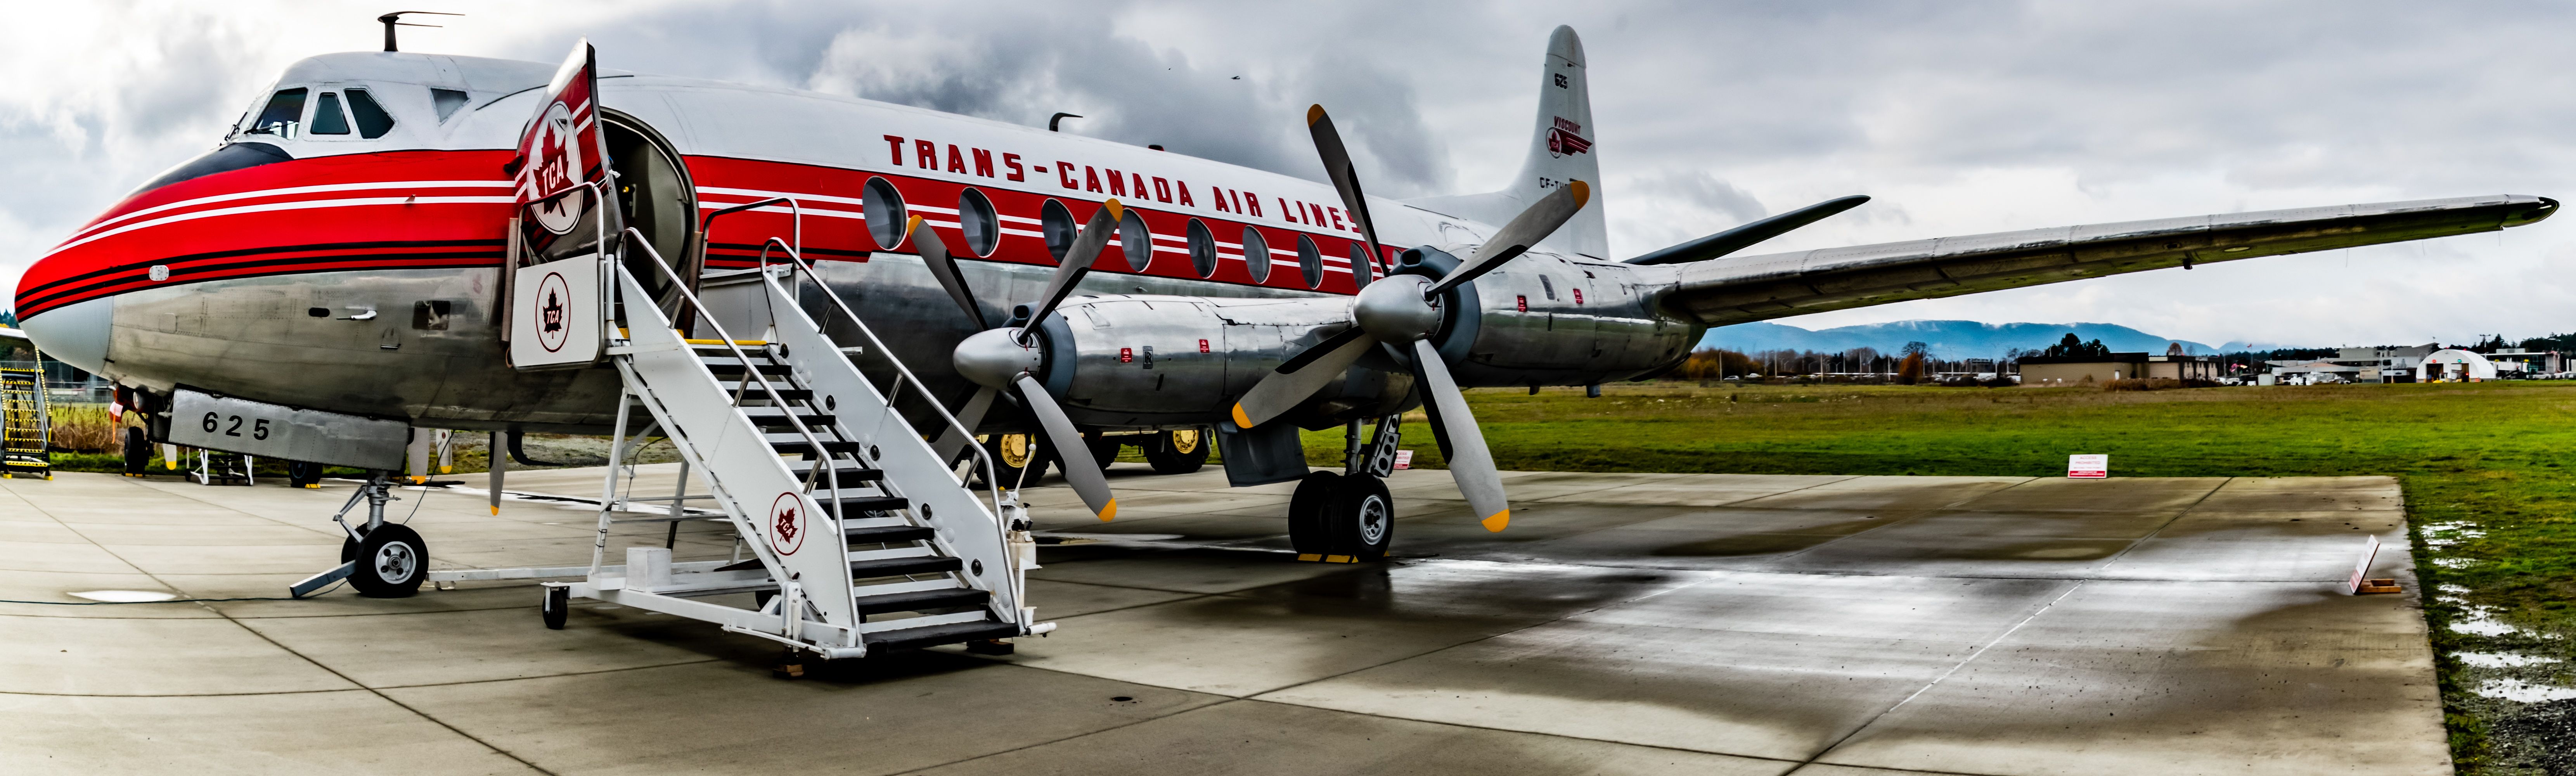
[3,1,2568,348]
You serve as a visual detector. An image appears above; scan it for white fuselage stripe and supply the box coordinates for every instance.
[47,196,518,257]
[64,180,514,246]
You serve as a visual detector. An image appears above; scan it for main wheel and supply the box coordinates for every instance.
[347,523,427,598]
[1142,428,1211,474]
[287,461,322,488]
[1326,474,1395,561]
[121,428,148,475]
[1288,471,1341,556]
[975,433,1052,488]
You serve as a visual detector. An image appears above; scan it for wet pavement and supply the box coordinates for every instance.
[1,466,2439,774]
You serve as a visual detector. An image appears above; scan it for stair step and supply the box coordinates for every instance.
[844,523,934,543]
[863,618,1020,651]
[772,439,863,457]
[748,413,835,430]
[787,464,885,485]
[826,496,913,515]
[719,385,812,403]
[853,587,989,615]
[850,555,961,579]
[703,361,795,376]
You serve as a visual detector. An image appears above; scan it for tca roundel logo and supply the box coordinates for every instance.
[769,492,806,556]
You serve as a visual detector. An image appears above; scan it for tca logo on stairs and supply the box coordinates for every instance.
[769,492,805,555]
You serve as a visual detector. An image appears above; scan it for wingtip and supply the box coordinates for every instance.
[1098,498,1118,522]
[1306,104,1326,125]
[1481,509,1510,532]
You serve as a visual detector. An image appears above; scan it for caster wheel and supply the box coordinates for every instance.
[1143,428,1210,474]
[1327,474,1394,561]
[542,586,569,630]
[1288,471,1342,556]
[347,523,426,598]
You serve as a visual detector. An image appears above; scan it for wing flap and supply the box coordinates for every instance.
[1666,195,2555,327]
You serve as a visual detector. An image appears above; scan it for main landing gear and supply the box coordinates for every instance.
[289,472,429,598]
[1285,415,1404,562]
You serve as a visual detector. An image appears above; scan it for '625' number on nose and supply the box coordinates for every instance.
[201,412,271,440]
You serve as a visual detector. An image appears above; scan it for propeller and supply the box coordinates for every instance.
[1230,106,1596,533]
[915,206,1125,521]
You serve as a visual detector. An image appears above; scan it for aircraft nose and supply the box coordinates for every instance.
[14,296,114,376]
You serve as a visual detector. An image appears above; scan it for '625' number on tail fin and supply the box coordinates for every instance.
[201,412,270,440]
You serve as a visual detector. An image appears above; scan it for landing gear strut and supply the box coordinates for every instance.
[289,472,429,598]
[1286,415,1401,562]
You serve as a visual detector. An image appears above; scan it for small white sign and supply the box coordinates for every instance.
[2067,454,2108,479]
[2348,535,2382,594]
[509,255,604,369]
[1393,450,1414,470]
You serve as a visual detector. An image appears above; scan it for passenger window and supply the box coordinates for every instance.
[1117,208,1151,272]
[1347,243,1372,289]
[1240,226,1271,283]
[1040,199,1076,260]
[246,88,308,137]
[345,89,396,138]
[957,188,999,257]
[1297,235,1324,289]
[862,177,907,250]
[311,92,351,135]
[431,88,469,122]
[1186,219,1218,279]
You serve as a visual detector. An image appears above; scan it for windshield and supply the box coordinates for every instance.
[243,88,308,138]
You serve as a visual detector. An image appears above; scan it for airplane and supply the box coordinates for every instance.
[6,22,2553,658]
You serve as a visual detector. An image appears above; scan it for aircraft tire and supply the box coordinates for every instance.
[1084,435,1122,475]
[1288,471,1342,556]
[975,434,1052,489]
[348,523,427,598]
[1143,428,1210,475]
[121,428,148,475]
[1326,474,1394,561]
[542,586,569,630]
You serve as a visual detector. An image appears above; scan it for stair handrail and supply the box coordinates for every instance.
[750,236,1001,503]
[614,229,847,516]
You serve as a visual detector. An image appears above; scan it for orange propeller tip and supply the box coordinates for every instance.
[1230,403,1253,430]
[1480,509,1511,533]
[1569,180,1591,207]
[1098,498,1118,522]
[489,506,500,516]
[1104,199,1123,220]
[1306,104,1326,125]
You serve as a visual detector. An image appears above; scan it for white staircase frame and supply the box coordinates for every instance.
[533,227,1034,659]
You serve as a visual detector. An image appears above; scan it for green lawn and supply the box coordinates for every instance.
[1306,380,2576,773]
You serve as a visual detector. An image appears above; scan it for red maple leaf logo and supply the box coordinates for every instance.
[774,504,799,544]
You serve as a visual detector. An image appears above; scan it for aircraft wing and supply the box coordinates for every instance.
[1663,194,2557,327]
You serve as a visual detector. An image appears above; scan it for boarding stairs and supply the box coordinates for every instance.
[535,230,1044,660]
[0,357,48,479]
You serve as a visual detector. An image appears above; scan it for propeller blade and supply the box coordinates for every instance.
[931,385,999,464]
[1015,374,1116,520]
[1230,326,1378,429]
[907,215,988,330]
[1622,195,1870,266]
[1306,105,1383,265]
[1019,200,1121,342]
[1424,180,1591,297]
[1406,339,1509,532]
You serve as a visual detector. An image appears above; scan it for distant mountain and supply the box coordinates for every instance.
[1695,320,2226,359]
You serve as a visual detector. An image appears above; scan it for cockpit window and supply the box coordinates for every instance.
[245,88,307,137]
[345,89,395,138]
[431,88,469,122]
[310,92,350,135]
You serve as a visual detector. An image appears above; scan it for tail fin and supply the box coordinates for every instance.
[1406,25,1606,259]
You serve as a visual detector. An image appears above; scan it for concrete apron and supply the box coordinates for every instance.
[0,466,2437,776]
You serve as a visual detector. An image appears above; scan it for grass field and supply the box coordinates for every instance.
[1301,380,2576,773]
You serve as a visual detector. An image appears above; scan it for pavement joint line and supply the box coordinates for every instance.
[2088,476,2235,571]
[2,477,560,776]
[1789,578,2092,773]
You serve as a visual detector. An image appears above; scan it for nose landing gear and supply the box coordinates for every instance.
[1285,415,1403,562]
[289,472,429,598]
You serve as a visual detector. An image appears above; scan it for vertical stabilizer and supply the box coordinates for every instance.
[1406,26,1607,258]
